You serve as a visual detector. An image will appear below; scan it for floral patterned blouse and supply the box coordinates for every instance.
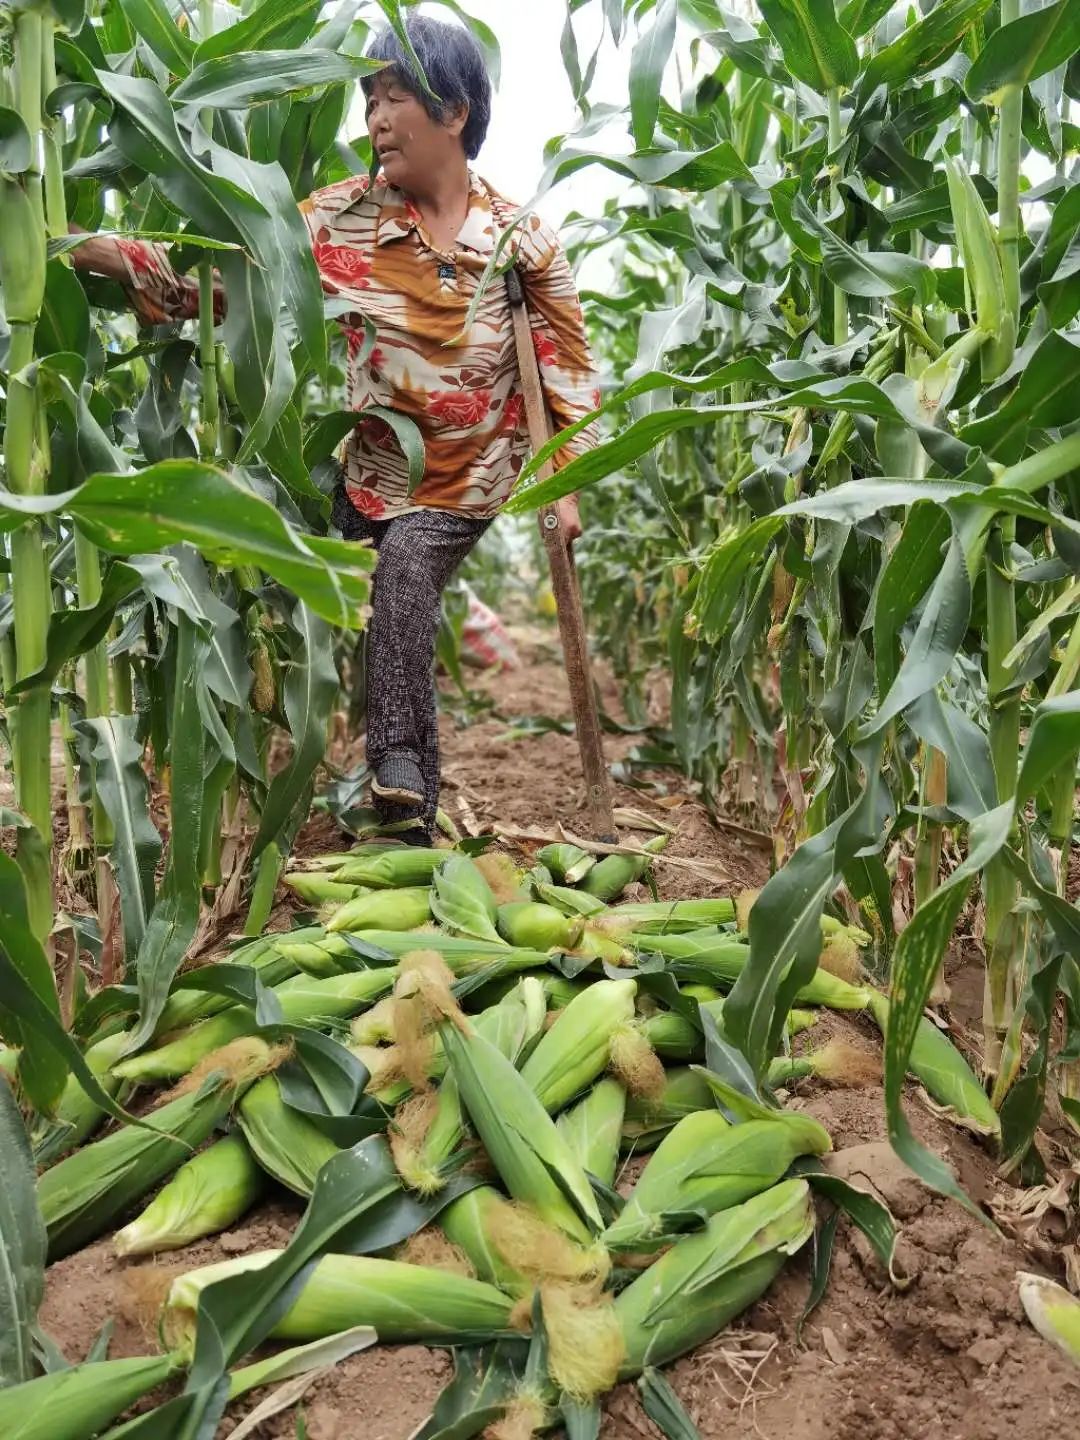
[119,171,600,521]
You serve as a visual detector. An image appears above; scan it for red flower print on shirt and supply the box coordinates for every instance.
[428,389,492,427]
[358,414,399,451]
[368,347,386,373]
[346,484,387,520]
[532,331,559,367]
[502,392,524,435]
[313,242,373,290]
[591,387,602,409]
[117,238,157,277]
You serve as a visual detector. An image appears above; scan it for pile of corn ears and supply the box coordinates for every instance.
[1,838,1006,1437]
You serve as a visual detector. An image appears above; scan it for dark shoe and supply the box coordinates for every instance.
[371,754,424,808]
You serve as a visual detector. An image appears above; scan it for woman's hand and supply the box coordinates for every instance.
[556,493,582,543]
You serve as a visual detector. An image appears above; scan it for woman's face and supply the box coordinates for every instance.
[365,71,467,193]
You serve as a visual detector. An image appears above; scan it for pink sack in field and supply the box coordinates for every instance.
[460,584,520,670]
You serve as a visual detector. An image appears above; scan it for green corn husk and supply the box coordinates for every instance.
[645,931,873,1011]
[0,1353,182,1440]
[336,930,552,977]
[0,1044,18,1080]
[622,1067,715,1150]
[603,1106,830,1252]
[535,881,607,918]
[616,1179,814,1377]
[440,1186,532,1296]
[441,1021,603,1244]
[325,887,432,934]
[605,898,736,935]
[537,843,596,885]
[866,991,999,1134]
[113,967,398,1084]
[38,1052,267,1260]
[463,969,588,1014]
[496,901,584,951]
[284,874,365,905]
[1017,1272,1080,1369]
[32,1031,128,1167]
[114,1132,264,1255]
[392,980,546,1193]
[572,925,636,968]
[556,1077,626,1186]
[333,846,447,888]
[431,855,502,943]
[520,979,638,1112]
[236,1074,344,1196]
[154,937,300,1034]
[580,835,668,902]
[164,1250,517,1350]
[640,1011,701,1061]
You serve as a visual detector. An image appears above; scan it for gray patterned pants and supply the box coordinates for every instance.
[334,493,491,833]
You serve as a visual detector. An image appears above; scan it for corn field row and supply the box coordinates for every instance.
[1,0,1080,1431]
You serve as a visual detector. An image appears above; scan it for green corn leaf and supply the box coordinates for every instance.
[966,0,1080,106]
[756,0,858,92]
[172,51,381,110]
[0,1076,46,1386]
[629,0,678,149]
[862,0,993,94]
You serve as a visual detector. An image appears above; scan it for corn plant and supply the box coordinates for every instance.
[507,0,1080,1193]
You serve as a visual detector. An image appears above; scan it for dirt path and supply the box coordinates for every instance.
[40,628,1079,1438]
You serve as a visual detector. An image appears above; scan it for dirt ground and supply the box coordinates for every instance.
[39,626,1080,1439]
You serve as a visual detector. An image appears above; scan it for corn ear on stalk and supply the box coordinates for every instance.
[622,1067,715,1150]
[32,1031,128,1167]
[236,1074,352,1195]
[431,855,503,943]
[603,1106,829,1251]
[333,847,447,888]
[325,886,432,934]
[0,1353,182,1440]
[114,1132,264,1255]
[497,901,584,950]
[113,967,398,1083]
[556,1078,626,1186]
[581,835,668,902]
[945,154,1014,381]
[164,1250,518,1350]
[38,1041,274,1260]
[537,843,596,885]
[866,991,999,1134]
[441,1022,603,1244]
[1017,1272,1080,1369]
[616,1179,814,1376]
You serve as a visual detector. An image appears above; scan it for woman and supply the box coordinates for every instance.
[74,16,599,841]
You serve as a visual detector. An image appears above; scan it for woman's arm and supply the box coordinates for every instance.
[518,227,602,542]
[69,226,201,324]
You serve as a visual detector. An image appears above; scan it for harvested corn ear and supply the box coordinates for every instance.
[431,854,503,943]
[114,1132,264,1255]
[325,886,432,934]
[581,835,668,902]
[556,1077,626,1186]
[497,901,584,950]
[537,843,596,885]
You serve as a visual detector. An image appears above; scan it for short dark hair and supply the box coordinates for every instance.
[362,16,492,161]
